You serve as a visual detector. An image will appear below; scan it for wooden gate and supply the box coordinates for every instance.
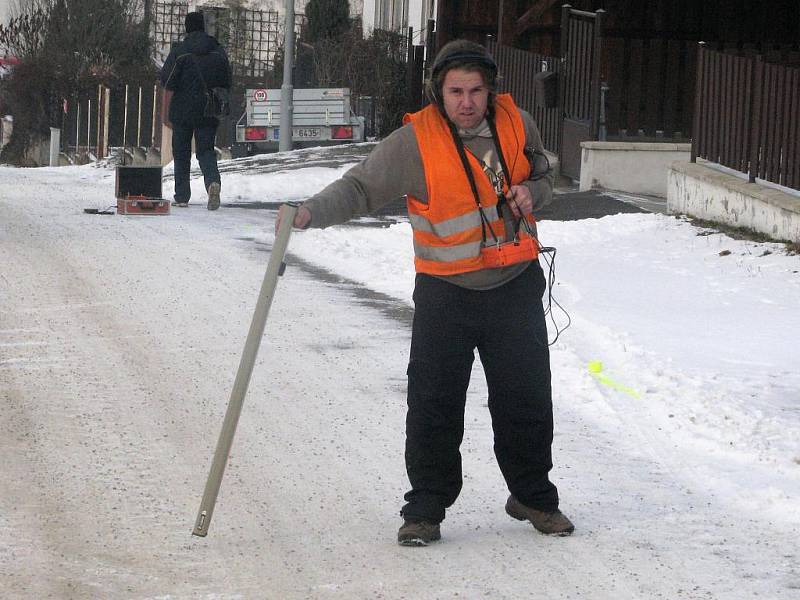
[558,5,605,181]
[487,5,605,181]
[487,40,562,154]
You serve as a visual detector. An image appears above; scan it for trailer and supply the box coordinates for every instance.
[234,87,365,155]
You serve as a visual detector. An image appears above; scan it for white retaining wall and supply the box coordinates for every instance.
[668,161,800,243]
[579,141,691,197]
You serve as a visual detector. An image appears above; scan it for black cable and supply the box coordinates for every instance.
[83,206,117,215]
[493,103,564,344]
[536,243,571,347]
[527,149,551,181]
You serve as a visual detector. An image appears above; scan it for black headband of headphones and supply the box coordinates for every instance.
[431,51,498,79]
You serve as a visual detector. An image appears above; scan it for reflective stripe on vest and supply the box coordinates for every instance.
[407,204,499,236]
[403,94,531,276]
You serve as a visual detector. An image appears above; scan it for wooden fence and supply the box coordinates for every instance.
[691,43,800,191]
[603,37,697,140]
[487,40,561,153]
[61,81,165,159]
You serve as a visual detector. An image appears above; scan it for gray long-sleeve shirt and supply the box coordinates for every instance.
[302,108,554,290]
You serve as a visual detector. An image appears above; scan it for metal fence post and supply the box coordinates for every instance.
[102,87,110,159]
[137,86,143,148]
[96,85,102,159]
[86,99,92,159]
[590,9,605,140]
[151,84,158,147]
[690,42,706,163]
[123,84,129,164]
[558,4,571,154]
[748,55,764,183]
[76,101,81,156]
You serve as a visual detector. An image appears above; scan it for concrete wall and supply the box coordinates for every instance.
[579,141,691,198]
[668,161,800,243]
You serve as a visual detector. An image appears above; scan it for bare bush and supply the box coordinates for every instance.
[0,0,152,164]
[294,22,410,137]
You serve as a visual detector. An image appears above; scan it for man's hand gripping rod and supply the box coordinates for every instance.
[192,202,300,537]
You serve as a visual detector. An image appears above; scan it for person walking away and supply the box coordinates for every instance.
[160,11,231,210]
[277,39,574,546]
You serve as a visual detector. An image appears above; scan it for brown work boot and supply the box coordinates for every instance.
[397,519,441,546]
[505,495,574,536]
[207,182,221,211]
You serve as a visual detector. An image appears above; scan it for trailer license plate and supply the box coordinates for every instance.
[295,128,320,139]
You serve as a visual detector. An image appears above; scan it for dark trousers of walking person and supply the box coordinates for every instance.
[401,261,559,524]
[171,120,220,203]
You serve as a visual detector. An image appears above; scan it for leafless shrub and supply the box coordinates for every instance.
[0,0,152,164]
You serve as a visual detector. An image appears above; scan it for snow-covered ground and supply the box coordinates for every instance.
[1,153,799,599]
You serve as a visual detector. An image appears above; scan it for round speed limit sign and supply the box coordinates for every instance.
[253,89,267,102]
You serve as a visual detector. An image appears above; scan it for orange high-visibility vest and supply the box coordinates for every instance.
[403,94,533,276]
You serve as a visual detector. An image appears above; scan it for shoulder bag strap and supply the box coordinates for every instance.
[189,54,209,92]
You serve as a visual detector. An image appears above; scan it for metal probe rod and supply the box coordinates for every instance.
[192,202,300,537]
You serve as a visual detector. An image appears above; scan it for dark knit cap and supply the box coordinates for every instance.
[185,11,205,33]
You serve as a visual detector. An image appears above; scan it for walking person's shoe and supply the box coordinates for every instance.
[505,495,575,536]
[397,518,441,546]
[207,182,221,211]
[172,200,189,207]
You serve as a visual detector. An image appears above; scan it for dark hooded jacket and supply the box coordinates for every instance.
[160,30,231,126]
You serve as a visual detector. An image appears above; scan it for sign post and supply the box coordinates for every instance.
[279,0,295,152]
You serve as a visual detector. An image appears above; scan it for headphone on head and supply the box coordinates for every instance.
[427,50,499,107]
[430,51,498,80]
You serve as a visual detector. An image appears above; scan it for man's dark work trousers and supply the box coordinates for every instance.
[401,261,558,524]
[171,121,220,202]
